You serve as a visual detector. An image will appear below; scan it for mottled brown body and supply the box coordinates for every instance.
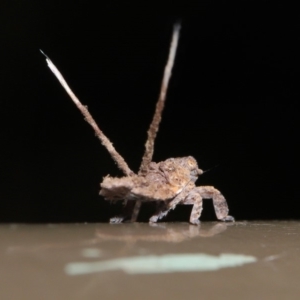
[100,156,234,225]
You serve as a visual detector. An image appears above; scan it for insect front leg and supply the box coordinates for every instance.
[194,186,234,222]
[149,192,185,223]
[149,201,170,223]
[183,189,203,225]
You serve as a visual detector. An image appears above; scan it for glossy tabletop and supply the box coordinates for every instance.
[1,221,299,299]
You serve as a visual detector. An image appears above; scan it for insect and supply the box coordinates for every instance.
[42,23,234,225]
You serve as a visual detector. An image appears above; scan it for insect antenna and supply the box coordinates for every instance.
[138,23,181,175]
[202,164,220,174]
[40,50,134,176]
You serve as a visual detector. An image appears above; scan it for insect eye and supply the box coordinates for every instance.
[188,160,195,167]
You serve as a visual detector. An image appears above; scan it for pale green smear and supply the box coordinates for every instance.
[81,248,102,258]
[65,253,256,275]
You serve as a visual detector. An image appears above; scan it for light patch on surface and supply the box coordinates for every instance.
[81,248,102,258]
[65,253,256,275]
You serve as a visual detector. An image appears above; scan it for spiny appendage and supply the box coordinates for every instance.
[149,201,172,224]
[139,23,181,175]
[41,52,133,177]
[186,189,203,225]
[149,199,193,224]
[149,182,194,223]
[149,184,234,225]
[194,186,235,222]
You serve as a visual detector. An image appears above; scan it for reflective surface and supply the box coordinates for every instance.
[1,221,300,299]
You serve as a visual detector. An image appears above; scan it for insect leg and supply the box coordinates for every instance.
[139,23,181,175]
[149,192,184,223]
[149,202,170,223]
[131,201,142,222]
[41,52,133,176]
[184,189,203,225]
[195,186,234,222]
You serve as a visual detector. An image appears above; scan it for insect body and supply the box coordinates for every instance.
[42,23,234,225]
[100,156,234,224]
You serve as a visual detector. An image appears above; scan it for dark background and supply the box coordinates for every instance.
[1,1,299,222]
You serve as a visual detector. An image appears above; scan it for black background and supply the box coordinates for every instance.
[1,1,299,222]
